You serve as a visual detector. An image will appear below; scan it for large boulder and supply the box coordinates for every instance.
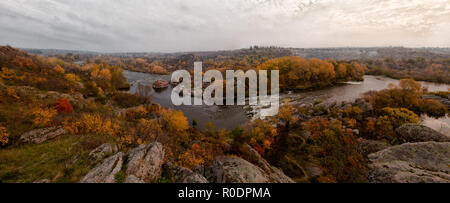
[368,142,450,183]
[171,166,208,183]
[205,146,294,183]
[395,124,450,144]
[207,156,274,183]
[88,143,118,160]
[20,126,66,144]
[239,144,295,183]
[80,142,165,183]
[125,142,165,183]
[80,152,124,183]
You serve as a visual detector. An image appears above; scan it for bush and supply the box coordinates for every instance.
[375,107,420,141]
[112,92,149,108]
[64,113,120,136]
[176,144,207,169]
[31,108,57,127]
[136,118,162,142]
[231,119,277,156]
[54,99,74,114]
[421,99,447,118]
[365,79,423,111]
[163,110,188,134]
[0,126,8,146]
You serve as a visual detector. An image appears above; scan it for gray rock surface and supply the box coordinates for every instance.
[88,143,118,160]
[20,126,66,144]
[125,142,165,183]
[368,142,450,183]
[395,124,450,144]
[357,138,390,157]
[80,142,165,183]
[205,145,294,183]
[172,166,208,183]
[80,152,124,183]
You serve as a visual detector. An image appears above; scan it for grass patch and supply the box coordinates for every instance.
[0,135,111,183]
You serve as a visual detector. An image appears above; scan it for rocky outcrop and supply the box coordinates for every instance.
[204,146,294,183]
[125,142,165,183]
[395,124,450,144]
[88,143,118,160]
[172,166,208,183]
[357,138,390,157]
[80,152,124,183]
[207,156,275,183]
[239,144,295,183]
[354,98,373,112]
[368,142,450,183]
[20,126,66,144]
[80,142,165,183]
[152,80,169,89]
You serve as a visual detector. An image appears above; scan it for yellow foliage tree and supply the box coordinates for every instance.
[151,65,169,75]
[163,110,188,134]
[53,65,65,74]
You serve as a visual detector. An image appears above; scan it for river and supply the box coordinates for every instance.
[123,70,450,134]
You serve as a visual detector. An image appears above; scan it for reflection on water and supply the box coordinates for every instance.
[123,70,450,132]
[420,115,450,136]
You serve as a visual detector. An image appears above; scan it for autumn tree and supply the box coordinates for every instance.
[163,110,189,139]
[374,107,420,141]
[303,118,367,182]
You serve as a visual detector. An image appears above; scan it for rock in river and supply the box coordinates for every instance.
[152,80,169,89]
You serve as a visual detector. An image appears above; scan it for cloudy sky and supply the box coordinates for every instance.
[0,0,449,52]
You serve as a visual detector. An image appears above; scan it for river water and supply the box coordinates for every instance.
[123,70,450,134]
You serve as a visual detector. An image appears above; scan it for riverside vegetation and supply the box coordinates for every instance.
[0,45,449,183]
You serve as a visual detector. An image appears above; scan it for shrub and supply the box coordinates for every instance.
[0,126,8,146]
[163,110,188,134]
[31,108,57,127]
[278,101,298,127]
[136,118,162,142]
[421,99,447,118]
[375,107,420,141]
[54,99,74,114]
[176,143,210,169]
[64,113,120,136]
[113,92,149,108]
[365,79,423,111]
[233,119,277,156]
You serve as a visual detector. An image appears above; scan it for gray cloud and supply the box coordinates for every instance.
[0,0,448,52]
